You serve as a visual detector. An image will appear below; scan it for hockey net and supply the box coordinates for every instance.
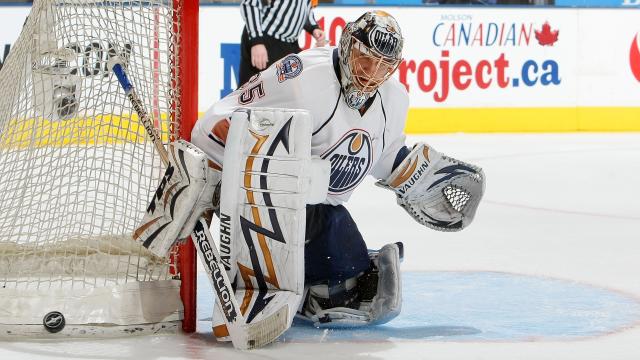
[0,0,197,336]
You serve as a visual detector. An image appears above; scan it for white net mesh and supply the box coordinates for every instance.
[0,0,189,333]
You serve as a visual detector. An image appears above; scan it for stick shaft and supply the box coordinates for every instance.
[112,62,170,165]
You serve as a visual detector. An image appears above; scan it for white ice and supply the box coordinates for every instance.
[1,133,639,359]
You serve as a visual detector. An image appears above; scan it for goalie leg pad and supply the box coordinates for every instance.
[133,140,222,257]
[297,242,403,328]
[376,143,485,231]
[215,108,329,336]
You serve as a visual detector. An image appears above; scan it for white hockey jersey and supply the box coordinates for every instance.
[191,46,409,205]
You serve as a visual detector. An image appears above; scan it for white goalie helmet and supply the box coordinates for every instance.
[338,11,404,109]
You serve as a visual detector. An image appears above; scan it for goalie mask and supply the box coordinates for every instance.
[338,11,403,109]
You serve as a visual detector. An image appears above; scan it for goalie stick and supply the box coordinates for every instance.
[109,57,288,350]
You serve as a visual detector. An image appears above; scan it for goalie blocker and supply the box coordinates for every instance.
[133,140,221,257]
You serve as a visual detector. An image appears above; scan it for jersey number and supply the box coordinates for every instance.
[238,82,265,105]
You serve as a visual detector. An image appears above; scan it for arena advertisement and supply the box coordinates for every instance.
[201,7,639,132]
[0,6,638,132]
[576,9,640,106]
[206,7,577,108]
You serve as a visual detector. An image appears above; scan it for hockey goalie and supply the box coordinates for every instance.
[135,10,486,345]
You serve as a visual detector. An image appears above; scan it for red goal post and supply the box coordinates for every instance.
[176,0,198,334]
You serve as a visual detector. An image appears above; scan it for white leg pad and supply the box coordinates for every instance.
[216,108,327,335]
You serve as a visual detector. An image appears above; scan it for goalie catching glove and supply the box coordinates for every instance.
[133,140,222,257]
[377,143,485,231]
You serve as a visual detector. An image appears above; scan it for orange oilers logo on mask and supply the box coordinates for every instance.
[322,129,373,194]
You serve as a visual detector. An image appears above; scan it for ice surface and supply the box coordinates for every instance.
[1,133,639,360]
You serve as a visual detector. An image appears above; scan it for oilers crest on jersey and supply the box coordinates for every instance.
[276,55,303,83]
[321,129,372,194]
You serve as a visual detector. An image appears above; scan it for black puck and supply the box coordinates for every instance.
[43,311,65,333]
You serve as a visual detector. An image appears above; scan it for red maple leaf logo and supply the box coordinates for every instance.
[535,22,559,46]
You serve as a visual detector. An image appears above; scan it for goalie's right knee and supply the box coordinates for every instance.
[190,117,229,169]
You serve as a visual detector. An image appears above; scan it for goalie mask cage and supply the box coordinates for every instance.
[0,0,198,336]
